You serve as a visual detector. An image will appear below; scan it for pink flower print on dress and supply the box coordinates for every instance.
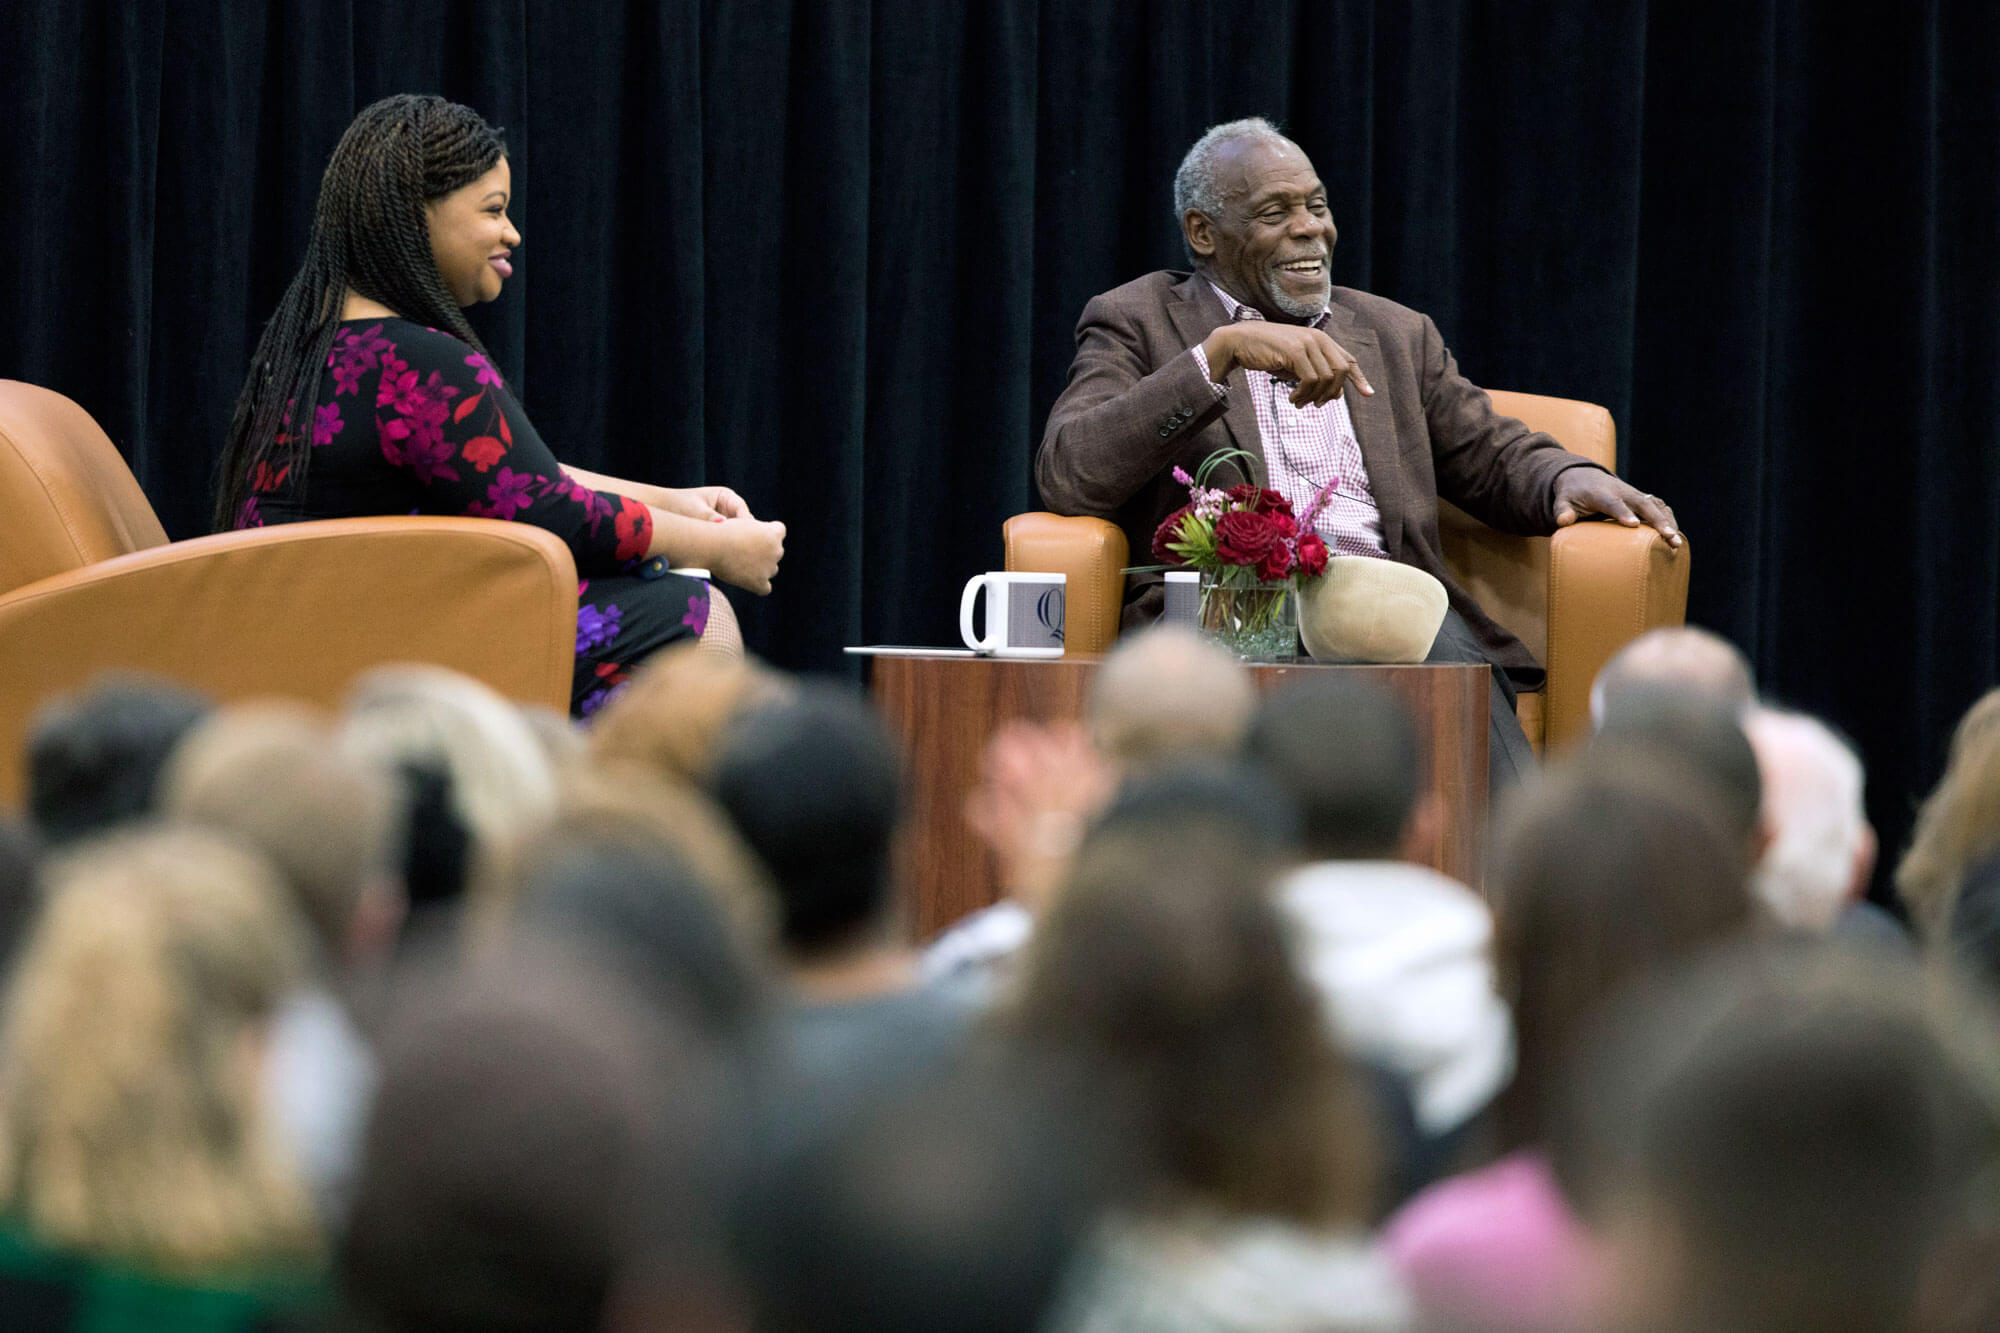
[378,361,420,412]
[483,467,537,520]
[312,402,342,447]
[682,589,711,637]
[465,352,504,389]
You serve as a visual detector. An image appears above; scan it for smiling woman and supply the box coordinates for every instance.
[215,95,786,715]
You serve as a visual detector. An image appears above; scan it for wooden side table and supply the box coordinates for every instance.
[866,653,1489,939]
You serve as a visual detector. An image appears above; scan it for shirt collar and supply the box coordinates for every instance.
[1207,279,1331,330]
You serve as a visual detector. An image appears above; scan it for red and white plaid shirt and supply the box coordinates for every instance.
[1189,283,1389,558]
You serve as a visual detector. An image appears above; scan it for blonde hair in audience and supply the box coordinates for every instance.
[0,826,319,1271]
[161,702,400,959]
[1899,687,2000,937]
[586,643,792,786]
[339,664,558,908]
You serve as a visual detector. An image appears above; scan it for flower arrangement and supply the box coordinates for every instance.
[1150,449,1335,582]
[1149,449,1339,661]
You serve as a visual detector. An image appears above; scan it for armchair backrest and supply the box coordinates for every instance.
[1436,389,1616,668]
[0,381,169,598]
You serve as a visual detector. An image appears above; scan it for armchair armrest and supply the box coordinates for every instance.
[0,517,579,808]
[1542,523,1691,751]
[1003,513,1129,655]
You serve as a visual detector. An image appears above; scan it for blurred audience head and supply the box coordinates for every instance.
[162,702,404,971]
[1086,625,1256,769]
[1558,945,2000,1333]
[1012,772,1371,1227]
[1490,751,1755,1149]
[1744,707,1877,934]
[0,816,39,984]
[339,665,557,923]
[711,683,903,957]
[1244,675,1424,861]
[0,825,317,1270]
[589,643,792,787]
[479,767,775,950]
[733,1062,1106,1332]
[25,673,211,847]
[509,799,771,1044]
[1899,685,2000,937]
[1945,846,2000,998]
[1589,626,1755,729]
[1593,685,1765,857]
[341,943,731,1333]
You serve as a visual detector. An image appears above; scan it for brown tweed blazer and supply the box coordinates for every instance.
[1035,270,1602,683]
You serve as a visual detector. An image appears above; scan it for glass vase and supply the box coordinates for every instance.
[1198,570,1298,663]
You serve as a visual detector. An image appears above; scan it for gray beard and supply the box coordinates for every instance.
[1262,269,1330,319]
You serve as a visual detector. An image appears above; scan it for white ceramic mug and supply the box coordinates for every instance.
[960,571,1066,657]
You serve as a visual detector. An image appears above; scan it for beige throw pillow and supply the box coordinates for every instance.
[1299,556,1449,664]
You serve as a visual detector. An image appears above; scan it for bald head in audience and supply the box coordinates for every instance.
[1590,627,1756,729]
[1086,626,1256,770]
[1744,708,1876,934]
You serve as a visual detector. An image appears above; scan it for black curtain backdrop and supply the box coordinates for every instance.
[4,2,1997,895]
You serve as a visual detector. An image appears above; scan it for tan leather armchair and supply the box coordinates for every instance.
[1006,390,1689,753]
[0,380,579,808]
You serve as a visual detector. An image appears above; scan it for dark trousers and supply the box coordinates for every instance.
[1424,608,1538,794]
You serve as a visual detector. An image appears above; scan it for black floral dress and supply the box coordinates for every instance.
[237,317,709,716]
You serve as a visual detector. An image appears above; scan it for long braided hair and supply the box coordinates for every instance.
[214,95,507,531]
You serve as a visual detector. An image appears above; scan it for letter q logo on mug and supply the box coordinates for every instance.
[960,572,1066,657]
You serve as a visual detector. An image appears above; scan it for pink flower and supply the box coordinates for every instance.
[465,352,504,388]
[312,402,342,446]
[482,467,536,520]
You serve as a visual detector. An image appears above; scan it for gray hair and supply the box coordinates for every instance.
[1746,707,1873,933]
[1173,117,1293,259]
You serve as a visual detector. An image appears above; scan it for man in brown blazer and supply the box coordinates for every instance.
[1036,118,1680,782]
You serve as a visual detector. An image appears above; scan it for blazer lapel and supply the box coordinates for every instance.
[1321,304,1404,559]
[1165,276,1265,476]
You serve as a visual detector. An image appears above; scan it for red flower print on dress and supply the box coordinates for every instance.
[462,436,505,472]
[611,497,652,562]
[482,467,537,520]
[249,461,291,493]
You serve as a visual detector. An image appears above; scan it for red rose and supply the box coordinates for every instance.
[1269,512,1297,540]
[1214,509,1282,567]
[1257,543,1294,581]
[1151,503,1195,565]
[1295,532,1330,578]
[1224,483,1294,517]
